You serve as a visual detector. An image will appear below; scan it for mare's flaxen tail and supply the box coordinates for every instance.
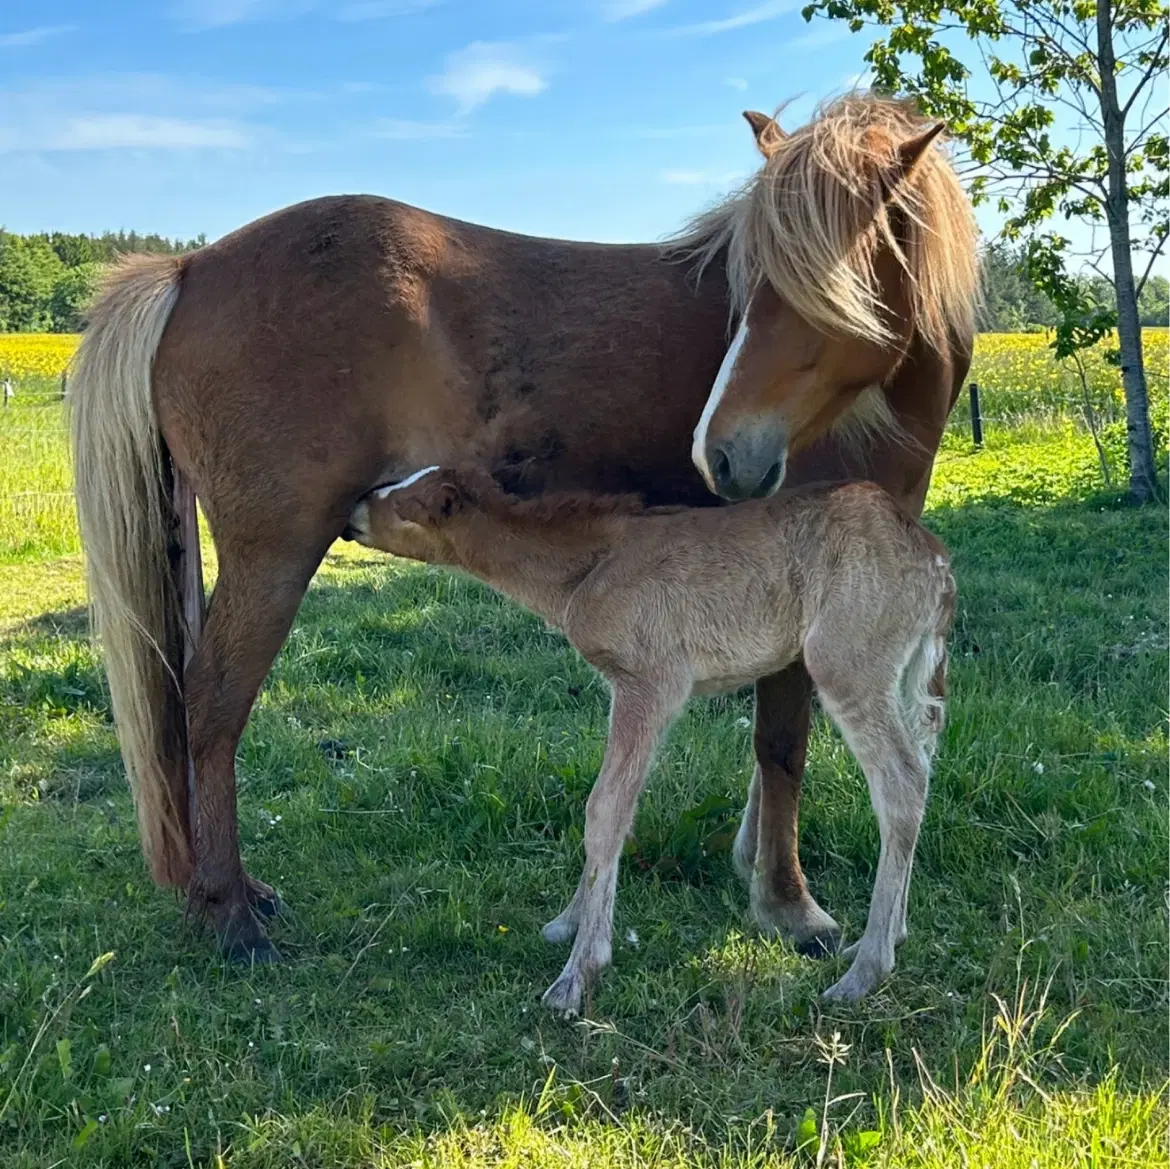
[69,254,193,887]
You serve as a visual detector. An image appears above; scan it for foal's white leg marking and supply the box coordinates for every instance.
[373,465,441,500]
[542,678,689,1015]
[691,314,751,490]
[732,763,762,882]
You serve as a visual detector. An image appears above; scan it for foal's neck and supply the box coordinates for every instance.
[449,513,620,626]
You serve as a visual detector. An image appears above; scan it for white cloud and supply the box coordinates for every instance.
[337,0,441,21]
[428,42,549,114]
[0,76,273,154]
[0,24,77,47]
[171,0,437,29]
[724,76,748,91]
[373,118,468,140]
[841,70,875,90]
[171,0,280,30]
[669,0,799,36]
[602,0,668,20]
[789,19,851,49]
[45,115,251,150]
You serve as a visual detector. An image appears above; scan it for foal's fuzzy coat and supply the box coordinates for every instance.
[346,467,955,1011]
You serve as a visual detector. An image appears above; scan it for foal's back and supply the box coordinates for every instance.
[568,482,946,688]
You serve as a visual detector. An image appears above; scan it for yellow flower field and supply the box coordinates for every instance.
[969,327,1168,424]
[0,329,1166,422]
[0,334,79,383]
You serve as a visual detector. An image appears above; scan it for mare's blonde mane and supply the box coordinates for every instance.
[672,92,979,353]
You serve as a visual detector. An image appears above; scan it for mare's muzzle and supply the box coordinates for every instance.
[703,421,789,501]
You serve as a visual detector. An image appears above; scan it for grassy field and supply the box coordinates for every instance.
[0,334,1167,1166]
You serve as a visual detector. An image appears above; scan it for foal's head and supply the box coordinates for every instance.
[345,466,489,564]
[679,93,978,500]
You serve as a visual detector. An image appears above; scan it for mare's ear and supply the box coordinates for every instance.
[882,121,946,196]
[743,110,785,158]
[395,480,464,526]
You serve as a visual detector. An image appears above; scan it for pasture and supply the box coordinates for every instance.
[0,332,1167,1166]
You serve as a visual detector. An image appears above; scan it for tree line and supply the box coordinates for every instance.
[2,227,1165,336]
[980,243,1169,332]
[0,229,206,333]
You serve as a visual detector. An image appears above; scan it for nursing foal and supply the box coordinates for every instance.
[346,466,955,1012]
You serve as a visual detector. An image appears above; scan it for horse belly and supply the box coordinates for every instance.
[688,625,801,696]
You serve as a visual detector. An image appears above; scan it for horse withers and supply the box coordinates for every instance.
[69,92,977,963]
[346,466,955,1011]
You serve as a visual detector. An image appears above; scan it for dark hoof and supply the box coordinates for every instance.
[246,883,284,920]
[795,931,841,959]
[317,738,352,761]
[225,933,283,965]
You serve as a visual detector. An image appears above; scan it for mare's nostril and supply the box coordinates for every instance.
[754,457,786,498]
[710,447,732,490]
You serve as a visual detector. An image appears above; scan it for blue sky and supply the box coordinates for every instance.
[1,1,1004,245]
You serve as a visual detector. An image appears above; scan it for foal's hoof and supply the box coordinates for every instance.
[821,946,892,1003]
[542,968,585,1016]
[541,916,579,945]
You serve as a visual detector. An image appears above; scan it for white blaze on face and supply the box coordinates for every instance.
[692,314,750,490]
[374,465,441,500]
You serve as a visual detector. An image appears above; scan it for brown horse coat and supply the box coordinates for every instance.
[70,95,976,963]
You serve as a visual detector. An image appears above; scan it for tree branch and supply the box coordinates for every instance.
[1125,105,1170,155]
[1135,232,1168,298]
[1121,25,1169,118]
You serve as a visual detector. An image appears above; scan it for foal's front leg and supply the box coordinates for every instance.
[542,675,689,1015]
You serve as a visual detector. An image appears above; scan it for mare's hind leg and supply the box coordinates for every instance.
[185,532,331,961]
[747,665,841,956]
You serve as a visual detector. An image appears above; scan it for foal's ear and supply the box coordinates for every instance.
[884,121,946,192]
[743,110,785,158]
[396,480,465,526]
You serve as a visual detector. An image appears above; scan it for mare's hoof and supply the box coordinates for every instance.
[225,934,283,966]
[795,930,841,959]
[245,881,284,920]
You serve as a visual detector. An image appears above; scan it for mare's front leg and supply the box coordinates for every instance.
[542,675,689,1014]
[185,526,331,962]
[743,664,841,956]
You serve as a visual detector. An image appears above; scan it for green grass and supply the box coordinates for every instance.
[0,408,1167,1166]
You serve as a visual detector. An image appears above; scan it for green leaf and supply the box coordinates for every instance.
[92,1044,111,1078]
[73,1119,99,1149]
[86,951,115,979]
[796,1105,820,1154]
[56,1037,72,1082]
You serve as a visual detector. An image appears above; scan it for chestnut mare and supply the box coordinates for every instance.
[70,92,978,963]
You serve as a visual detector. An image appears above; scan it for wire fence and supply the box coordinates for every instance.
[4,343,1166,560]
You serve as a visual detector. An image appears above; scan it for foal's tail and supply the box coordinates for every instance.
[69,254,192,887]
[899,557,956,766]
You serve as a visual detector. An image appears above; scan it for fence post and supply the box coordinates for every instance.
[2,378,11,408]
[61,371,67,401]
[969,381,983,447]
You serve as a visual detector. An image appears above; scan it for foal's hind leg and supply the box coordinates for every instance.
[813,688,929,1003]
[747,666,841,956]
[184,532,331,961]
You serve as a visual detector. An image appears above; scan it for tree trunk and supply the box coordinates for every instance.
[1097,0,1160,502]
